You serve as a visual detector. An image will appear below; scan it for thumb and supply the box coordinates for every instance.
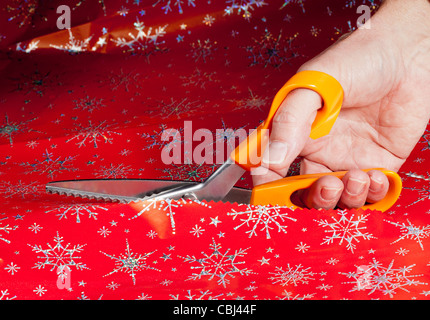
[255,87,322,183]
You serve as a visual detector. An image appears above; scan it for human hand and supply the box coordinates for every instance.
[253,0,430,210]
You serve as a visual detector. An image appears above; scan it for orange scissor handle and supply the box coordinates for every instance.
[250,168,402,212]
[232,70,344,170]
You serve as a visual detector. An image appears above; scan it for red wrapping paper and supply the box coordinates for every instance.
[1,0,430,300]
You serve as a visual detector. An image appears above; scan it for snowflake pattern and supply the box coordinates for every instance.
[100,239,159,285]
[16,40,39,53]
[385,219,430,251]
[340,258,427,298]
[232,88,269,112]
[180,68,219,90]
[181,239,252,287]
[314,210,375,253]
[0,216,13,244]
[72,96,106,114]
[0,289,16,300]
[277,290,316,300]
[11,68,54,97]
[170,289,224,300]
[33,285,47,296]
[269,264,315,287]
[28,223,43,234]
[156,97,201,120]
[190,224,205,237]
[280,0,306,13]
[418,129,430,152]
[50,28,93,53]
[159,163,218,182]
[19,149,77,179]
[0,180,40,199]
[224,0,267,21]
[111,21,167,58]
[152,0,196,14]
[189,39,217,63]
[244,29,300,69]
[404,171,430,207]
[227,204,296,239]
[140,126,184,151]
[28,232,88,272]
[5,0,42,28]
[101,68,141,92]
[4,262,20,275]
[66,120,122,148]
[45,204,108,223]
[0,114,40,146]
[2,0,430,301]
[130,199,181,235]
[96,163,134,178]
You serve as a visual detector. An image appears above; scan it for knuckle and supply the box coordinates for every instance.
[273,109,299,127]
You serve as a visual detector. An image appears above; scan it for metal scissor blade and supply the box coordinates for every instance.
[46,179,199,203]
[46,178,252,204]
[192,158,246,202]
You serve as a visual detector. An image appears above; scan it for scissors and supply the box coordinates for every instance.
[46,71,402,212]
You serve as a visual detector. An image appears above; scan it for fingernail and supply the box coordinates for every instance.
[250,166,269,176]
[321,187,342,201]
[346,178,366,195]
[369,176,384,192]
[262,141,288,165]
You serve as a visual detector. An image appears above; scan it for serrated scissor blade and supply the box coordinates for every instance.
[46,179,252,204]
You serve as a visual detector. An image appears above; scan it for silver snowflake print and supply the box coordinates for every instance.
[0,180,40,199]
[159,163,217,182]
[73,96,105,114]
[404,171,430,207]
[189,39,217,63]
[418,129,430,152]
[232,88,269,112]
[152,0,196,14]
[244,29,301,69]
[66,120,122,148]
[0,114,40,146]
[96,163,133,179]
[140,125,184,151]
[45,204,108,223]
[0,216,13,244]
[19,149,77,179]
[111,21,167,59]
[277,290,316,300]
[280,0,306,13]
[385,219,430,250]
[340,258,426,298]
[269,264,315,287]
[28,232,88,271]
[196,118,248,162]
[224,0,267,21]
[50,28,93,53]
[130,199,209,235]
[100,239,159,285]
[0,289,16,300]
[102,68,141,92]
[180,239,252,288]
[180,67,219,90]
[11,68,53,96]
[156,97,200,120]
[170,289,224,300]
[314,209,375,253]
[227,204,296,239]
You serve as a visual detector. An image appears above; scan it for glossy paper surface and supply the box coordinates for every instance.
[1,0,430,300]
